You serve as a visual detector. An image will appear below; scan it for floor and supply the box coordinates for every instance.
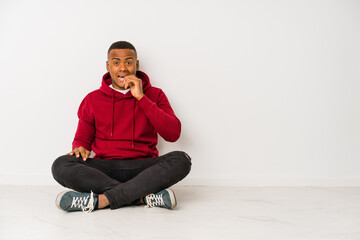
[0,186,359,240]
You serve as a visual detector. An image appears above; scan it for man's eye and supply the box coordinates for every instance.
[114,62,119,65]
[126,62,132,65]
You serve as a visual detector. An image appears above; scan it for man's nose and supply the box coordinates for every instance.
[118,62,127,70]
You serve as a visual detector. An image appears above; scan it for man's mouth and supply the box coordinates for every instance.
[118,76,126,82]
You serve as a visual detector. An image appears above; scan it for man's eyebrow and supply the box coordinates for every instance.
[112,57,134,60]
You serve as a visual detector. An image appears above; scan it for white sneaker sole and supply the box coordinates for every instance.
[166,188,177,210]
[55,190,70,211]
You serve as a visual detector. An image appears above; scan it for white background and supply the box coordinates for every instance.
[0,0,359,186]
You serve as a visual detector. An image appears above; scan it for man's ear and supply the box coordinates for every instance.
[106,61,110,72]
[136,60,139,71]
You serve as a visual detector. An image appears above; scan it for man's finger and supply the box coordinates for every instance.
[84,151,90,161]
[124,79,128,89]
[80,149,90,161]
[79,149,87,161]
[124,77,136,89]
[126,80,133,89]
[74,148,80,158]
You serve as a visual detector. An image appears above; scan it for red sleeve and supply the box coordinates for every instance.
[72,97,95,151]
[137,90,181,142]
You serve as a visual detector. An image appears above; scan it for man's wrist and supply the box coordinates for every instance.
[136,94,144,101]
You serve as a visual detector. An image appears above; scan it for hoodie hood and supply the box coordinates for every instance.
[99,70,152,147]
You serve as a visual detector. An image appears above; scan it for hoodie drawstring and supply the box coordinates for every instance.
[132,99,136,149]
[111,91,115,137]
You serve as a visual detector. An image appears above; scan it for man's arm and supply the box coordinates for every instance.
[124,75,181,141]
[137,91,181,142]
[70,98,95,161]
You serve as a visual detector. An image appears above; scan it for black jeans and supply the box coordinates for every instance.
[51,151,192,209]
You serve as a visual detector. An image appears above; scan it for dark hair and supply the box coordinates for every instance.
[108,41,137,55]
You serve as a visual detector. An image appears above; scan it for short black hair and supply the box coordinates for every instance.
[108,41,137,55]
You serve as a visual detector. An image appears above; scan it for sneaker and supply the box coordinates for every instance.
[144,188,177,210]
[56,190,98,213]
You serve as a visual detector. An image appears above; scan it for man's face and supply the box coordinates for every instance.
[106,48,139,90]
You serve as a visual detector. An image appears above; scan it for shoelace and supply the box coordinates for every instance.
[81,191,95,213]
[145,193,164,208]
[69,191,95,213]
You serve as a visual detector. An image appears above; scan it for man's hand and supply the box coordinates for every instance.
[67,146,91,161]
[124,75,144,100]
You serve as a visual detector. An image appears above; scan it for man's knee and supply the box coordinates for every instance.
[165,151,192,177]
[167,151,192,164]
[51,155,77,179]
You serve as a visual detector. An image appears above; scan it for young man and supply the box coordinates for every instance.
[52,41,191,213]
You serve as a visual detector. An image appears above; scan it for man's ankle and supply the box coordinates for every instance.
[98,194,110,209]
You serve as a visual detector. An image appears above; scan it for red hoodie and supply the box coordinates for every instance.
[72,71,181,159]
